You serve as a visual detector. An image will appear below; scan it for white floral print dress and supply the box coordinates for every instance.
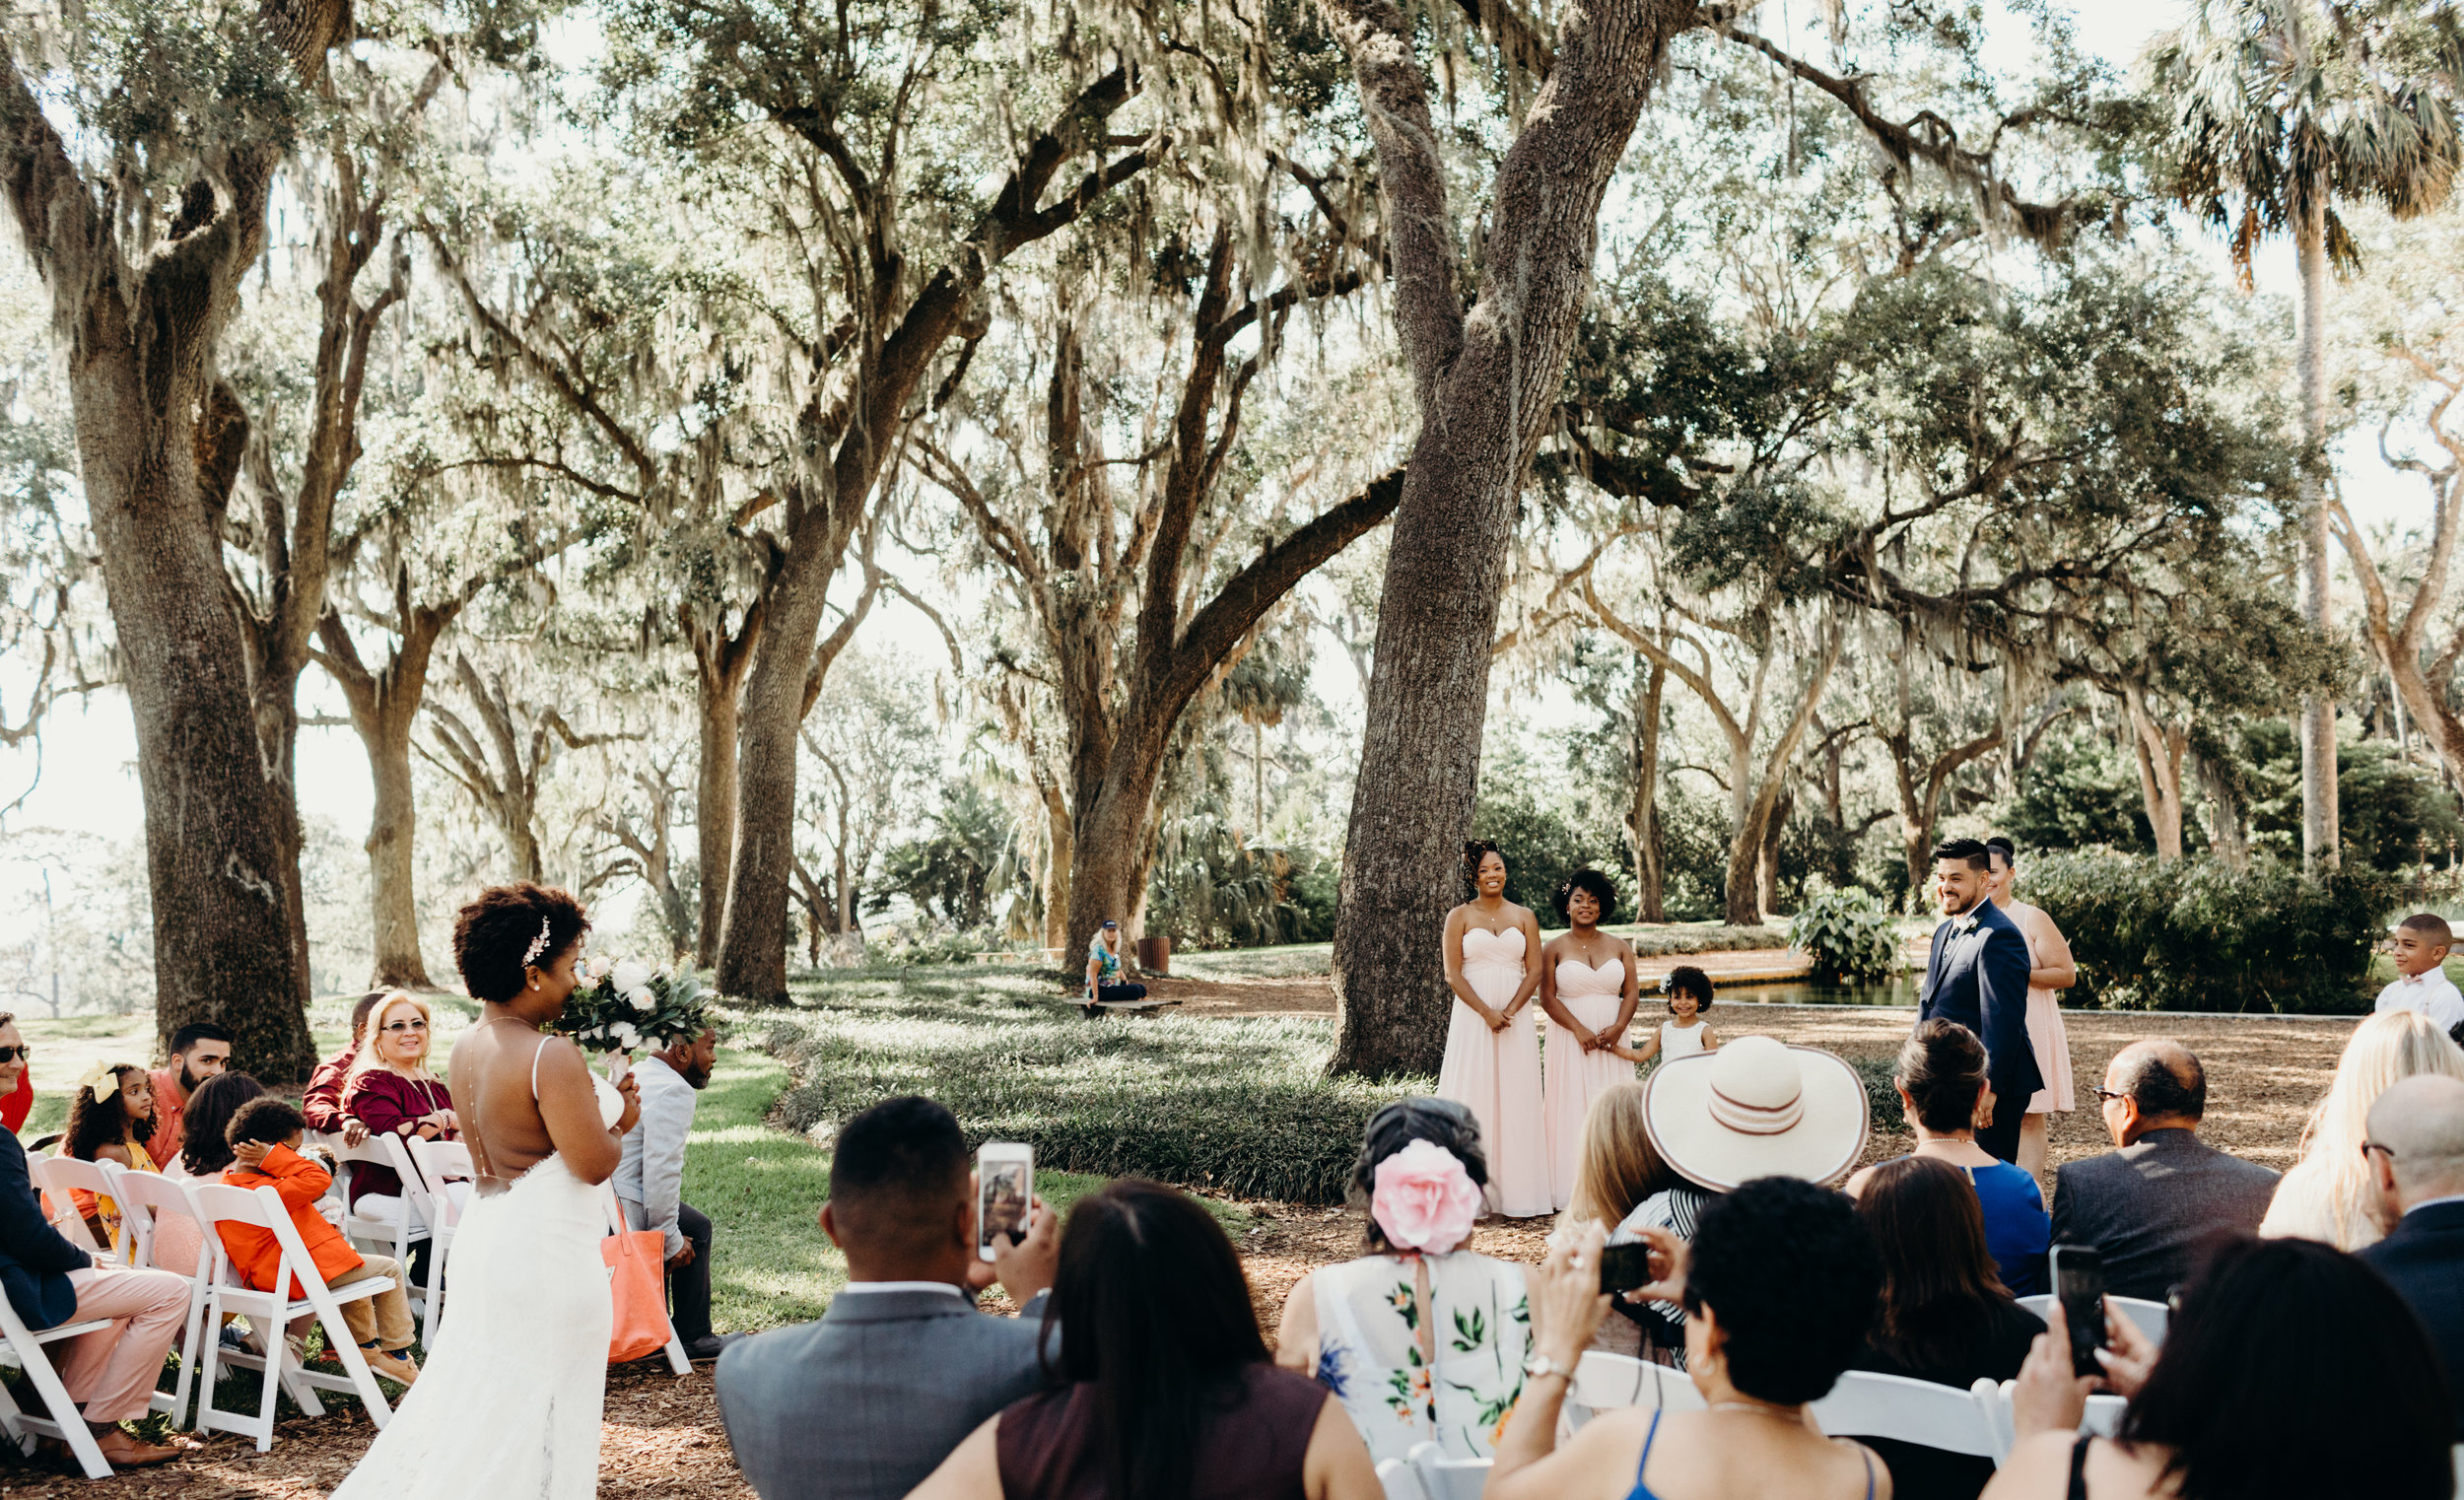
[1309,1250,1530,1464]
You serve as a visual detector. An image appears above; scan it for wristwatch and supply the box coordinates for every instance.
[1522,1350,1575,1383]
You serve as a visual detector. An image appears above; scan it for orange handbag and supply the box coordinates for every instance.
[601,1228,676,1363]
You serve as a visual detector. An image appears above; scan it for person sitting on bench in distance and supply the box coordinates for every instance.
[1084,919,1147,1013]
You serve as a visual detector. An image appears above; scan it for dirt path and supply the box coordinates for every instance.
[0,1004,2349,1495]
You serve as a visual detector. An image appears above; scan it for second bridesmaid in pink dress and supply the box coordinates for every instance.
[1539,868,1639,1210]
[1439,842,1551,1218]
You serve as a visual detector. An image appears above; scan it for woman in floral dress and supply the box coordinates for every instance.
[1272,1098,1530,1463]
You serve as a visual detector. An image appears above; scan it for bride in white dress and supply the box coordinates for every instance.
[1439,843,1551,1218]
[331,883,640,1500]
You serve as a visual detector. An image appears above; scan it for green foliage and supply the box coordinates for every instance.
[2006,731,2155,853]
[1790,889,1902,986]
[873,783,1016,929]
[1143,815,1332,949]
[2018,851,2403,1012]
[2239,724,2464,870]
[764,972,1415,1203]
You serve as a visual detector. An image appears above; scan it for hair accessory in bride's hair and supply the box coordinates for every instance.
[520,916,553,971]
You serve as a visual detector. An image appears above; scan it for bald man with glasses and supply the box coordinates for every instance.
[2361,1072,2464,1438]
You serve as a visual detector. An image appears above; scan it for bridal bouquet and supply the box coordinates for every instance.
[559,955,712,1056]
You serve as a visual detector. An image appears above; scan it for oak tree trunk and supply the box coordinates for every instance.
[1628,659,1665,921]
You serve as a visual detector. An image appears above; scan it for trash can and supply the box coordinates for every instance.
[1135,934,1172,976]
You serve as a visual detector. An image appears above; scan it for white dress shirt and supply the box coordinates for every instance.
[2376,968,2464,1036]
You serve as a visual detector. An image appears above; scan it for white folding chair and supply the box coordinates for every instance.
[1989,1380,2127,1454]
[1810,1371,2007,1465]
[333,1134,433,1276]
[598,1181,690,1374]
[191,1181,397,1452]
[27,1157,126,1262]
[106,1170,217,1430]
[402,1137,472,1344]
[0,1288,116,1479]
[1572,1350,1707,1414]
[1375,1457,1427,1500]
[1404,1440,1489,1500]
[2017,1293,2168,1345]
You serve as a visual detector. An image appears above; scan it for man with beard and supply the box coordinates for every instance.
[147,1022,233,1168]
[617,1026,733,1361]
[1915,839,2039,1165]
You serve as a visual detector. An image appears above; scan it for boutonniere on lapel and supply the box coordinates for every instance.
[1951,911,1980,935]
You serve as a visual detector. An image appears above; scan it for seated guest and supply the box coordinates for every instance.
[216,1097,420,1387]
[302,990,385,1147]
[617,1024,733,1362]
[1852,1157,2042,1500]
[1985,1235,2449,1500]
[1488,1178,1886,1500]
[2261,1009,2464,1250]
[60,1062,162,1251]
[147,1021,233,1169]
[0,1013,194,1468]
[339,992,467,1228]
[2050,1039,2277,1303]
[1082,919,1146,1012]
[154,1070,267,1280]
[1559,1083,1669,1357]
[910,1178,1381,1500]
[2359,1071,2464,1438]
[715,1096,1059,1500]
[1273,1098,1530,1460]
[1847,1020,2049,1295]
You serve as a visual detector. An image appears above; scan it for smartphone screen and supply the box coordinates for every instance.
[2051,1244,2107,1378]
[977,1145,1033,1261]
[1598,1241,1655,1294]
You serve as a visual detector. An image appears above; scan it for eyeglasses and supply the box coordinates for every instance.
[382,1019,429,1032]
[0,1046,31,1063]
[2091,1086,2127,1103]
[2362,1139,2400,1162]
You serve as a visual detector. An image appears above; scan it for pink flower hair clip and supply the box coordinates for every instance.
[1370,1138,1482,1256]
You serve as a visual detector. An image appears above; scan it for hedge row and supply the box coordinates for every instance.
[2019,852,2402,1013]
[760,972,1426,1204]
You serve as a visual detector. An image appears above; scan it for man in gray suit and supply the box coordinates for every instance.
[2050,1039,2279,1302]
[715,1096,1059,1500]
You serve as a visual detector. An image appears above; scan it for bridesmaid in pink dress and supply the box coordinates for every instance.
[1985,836,2077,1181]
[1539,868,1639,1210]
[1439,843,1551,1218]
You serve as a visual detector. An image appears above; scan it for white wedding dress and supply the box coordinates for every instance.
[329,1048,617,1500]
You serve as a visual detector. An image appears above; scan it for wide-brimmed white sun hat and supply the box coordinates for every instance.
[1642,1034,1870,1191]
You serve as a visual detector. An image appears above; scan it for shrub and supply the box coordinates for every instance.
[2018,852,2402,1013]
[763,972,1420,1203]
[1791,889,1901,986]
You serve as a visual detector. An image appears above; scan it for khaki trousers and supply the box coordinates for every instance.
[329,1255,416,1352]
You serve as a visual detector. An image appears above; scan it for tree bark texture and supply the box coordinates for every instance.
[318,603,450,989]
[2332,382,2464,787]
[1324,0,1686,1077]
[2123,685,2188,863]
[714,70,1157,1002]
[0,7,350,1080]
[2296,204,2340,869]
[1628,658,1665,921]
[687,603,761,968]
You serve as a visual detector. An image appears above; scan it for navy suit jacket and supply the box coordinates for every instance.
[1917,898,2042,1101]
[2361,1200,2464,1438]
[0,1126,89,1330]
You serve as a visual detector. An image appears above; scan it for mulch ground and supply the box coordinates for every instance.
[0,1002,2352,1497]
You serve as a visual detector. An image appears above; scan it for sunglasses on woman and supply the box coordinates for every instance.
[381,1019,429,1032]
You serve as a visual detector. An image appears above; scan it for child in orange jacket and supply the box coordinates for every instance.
[218,1097,420,1387]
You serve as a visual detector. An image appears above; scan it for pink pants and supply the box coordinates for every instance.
[54,1264,188,1422]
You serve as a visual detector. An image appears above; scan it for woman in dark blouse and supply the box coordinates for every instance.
[908,1179,1381,1500]
[340,992,459,1217]
[1854,1155,2044,1500]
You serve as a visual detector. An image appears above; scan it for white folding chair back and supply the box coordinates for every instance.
[1404,1441,1489,1500]
[334,1133,433,1266]
[0,1286,116,1479]
[2017,1293,2168,1346]
[1810,1372,2006,1463]
[28,1156,126,1261]
[2452,1444,2464,1496]
[1375,1457,1427,1500]
[99,1170,211,1428]
[402,1136,472,1343]
[191,1181,397,1452]
[1573,1350,1707,1413]
[1990,1380,2128,1454]
[597,1181,691,1373]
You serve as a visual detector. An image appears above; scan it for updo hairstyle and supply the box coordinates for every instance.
[1552,866,1619,925]
[1348,1097,1489,1253]
[1461,840,1505,894]
[452,882,590,1003]
[1896,1018,1989,1132]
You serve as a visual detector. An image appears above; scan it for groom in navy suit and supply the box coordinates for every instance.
[1917,838,2041,1164]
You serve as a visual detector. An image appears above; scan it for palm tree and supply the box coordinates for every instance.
[2147,0,2462,869]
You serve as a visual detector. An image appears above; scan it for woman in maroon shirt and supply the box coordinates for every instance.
[341,994,461,1221]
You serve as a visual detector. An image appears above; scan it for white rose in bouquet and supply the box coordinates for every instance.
[614,1023,644,1052]
[585,953,615,982]
[611,959,657,1006]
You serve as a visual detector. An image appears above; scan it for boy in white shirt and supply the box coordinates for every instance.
[2377,913,2464,1043]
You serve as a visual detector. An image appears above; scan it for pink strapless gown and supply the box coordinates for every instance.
[1440,927,1551,1217]
[1544,958,1638,1210]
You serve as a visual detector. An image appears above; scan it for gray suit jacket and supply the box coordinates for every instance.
[716,1286,1050,1500]
[2050,1128,2280,1302]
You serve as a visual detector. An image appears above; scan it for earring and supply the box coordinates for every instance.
[530,978,541,990]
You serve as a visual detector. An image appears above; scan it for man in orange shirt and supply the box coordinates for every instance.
[147,1022,233,1168]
